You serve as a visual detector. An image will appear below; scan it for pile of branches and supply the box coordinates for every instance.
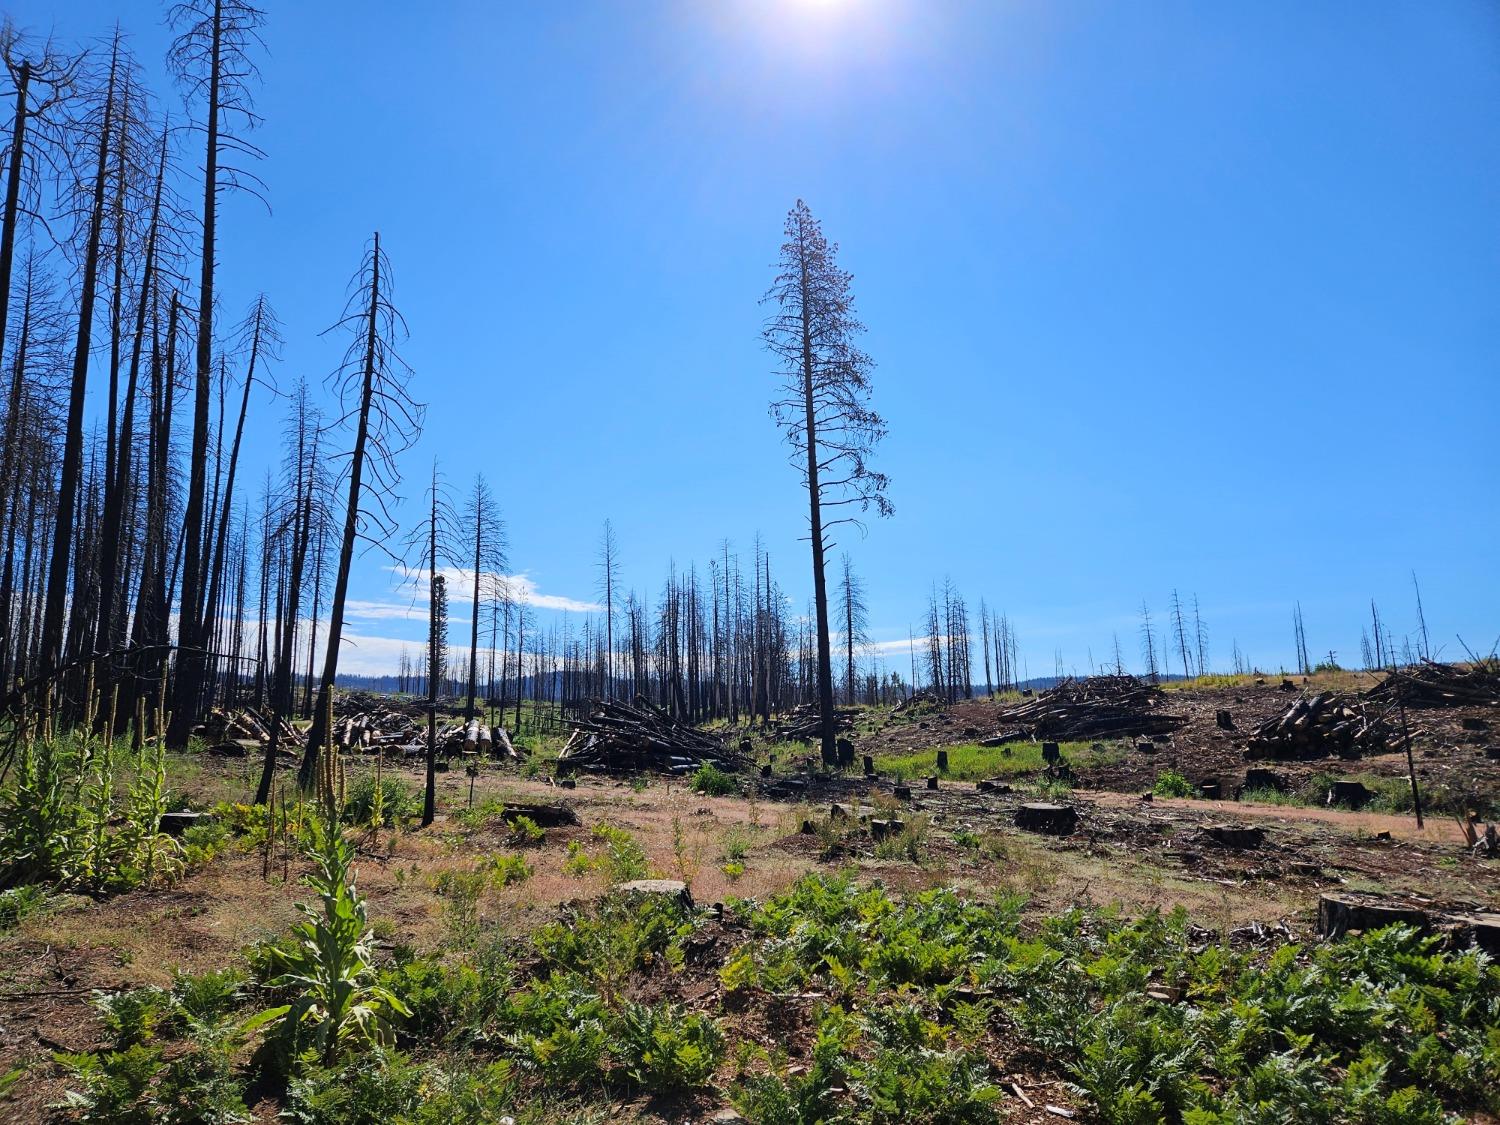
[558,697,745,775]
[992,674,1187,741]
[1365,659,1500,709]
[776,702,859,742]
[891,689,948,715]
[1246,691,1395,760]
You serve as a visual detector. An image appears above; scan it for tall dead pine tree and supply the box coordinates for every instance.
[298,233,424,789]
[763,200,891,765]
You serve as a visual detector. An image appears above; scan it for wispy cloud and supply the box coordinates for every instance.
[378,567,601,615]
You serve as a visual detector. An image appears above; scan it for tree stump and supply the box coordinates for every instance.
[1015,803,1078,836]
[1041,741,1061,764]
[863,755,875,777]
[1215,710,1235,731]
[925,775,939,790]
[759,763,772,778]
[615,879,693,908]
[1199,781,1222,800]
[1461,717,1490,732]
[837,738,855,767]
[976,779,1012,794]
[1318,893,1428,939]
[1484,746,1500,761]
[498,803,579,828]
[1202,823,1264,849]
[158,811,209,837]
[893,784,913,801]
[1327,780,1370,809]
[1243,768,1287,793]
[556,777,577,789]
[870,818,905,840]
[1136,741,1155,755]
[936,749,949,772]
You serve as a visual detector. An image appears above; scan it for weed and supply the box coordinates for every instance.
[690,762,738,796]
[1152,770,1196,798]
[616,1001,723,1089]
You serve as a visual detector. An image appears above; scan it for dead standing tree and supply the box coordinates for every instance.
[166,0,268,747]
[762,200,891,765]
[297,233,424,790]
[462,473,505,720]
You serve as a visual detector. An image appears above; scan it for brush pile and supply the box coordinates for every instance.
[776,702,859,742]
[558,697,745,775]
[992,675,1187,742]
[891,689,948,715]
[1365,660,1500,709]
[1246,692,1395,760]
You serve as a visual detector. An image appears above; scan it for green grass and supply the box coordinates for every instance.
[872,740,1102,781]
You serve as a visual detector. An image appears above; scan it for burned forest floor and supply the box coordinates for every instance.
[3,671,1498,1124]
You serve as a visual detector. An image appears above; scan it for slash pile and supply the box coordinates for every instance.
[991,674,1187,742]
[558,697,747,775]
[1245,691,1395,760]
[776,702,859,742]
[1364,659,1500,709]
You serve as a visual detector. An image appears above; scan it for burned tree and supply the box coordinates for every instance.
[298,233,424,789]
[837,553,867,704]
[462,473,505,719]
[166,0,267,746]
[763,200,891,764]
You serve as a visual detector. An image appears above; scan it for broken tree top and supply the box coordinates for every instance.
[994,674,1187,741]
[558,696,750,775]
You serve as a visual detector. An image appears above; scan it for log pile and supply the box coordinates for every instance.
[557,697,747,775]
[992,675,1186,742]
[1245,692,1394,760]
[776,702,859,742]
[200,707,303,746]
[1365,659,1500,709]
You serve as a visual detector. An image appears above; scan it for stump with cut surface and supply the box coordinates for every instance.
[925,775,939,790]
[893,784,913,801]
[1318,893,1429,939]
[1041,741,1061,764]
[1461,717,1490,732]
[1327,780,1371,809]
[158,810,210,837]
[870,818,905,840]
[1243,768,1287,793]
[614,879,693,908]
[1199,781,1222,800]
[1202,823,1264,849]
[1215,710,1235,731]
[498,803,579,829]
[863,755,875,777]
[976,778,1013,793]
[1135,741,1156,755]
[1015,802,1078,835]
[936,749,949,772]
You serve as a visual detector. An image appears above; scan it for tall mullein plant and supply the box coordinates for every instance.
[251,819,408,1064]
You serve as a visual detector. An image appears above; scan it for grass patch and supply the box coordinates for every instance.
[872,740,1102,781]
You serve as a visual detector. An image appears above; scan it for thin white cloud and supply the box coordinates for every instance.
[383,566,600,615]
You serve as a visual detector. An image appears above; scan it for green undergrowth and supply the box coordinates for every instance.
[1242,770,1491,818]
[37,852,1500,1125]
[872,739,1114,782]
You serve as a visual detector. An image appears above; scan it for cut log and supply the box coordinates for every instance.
[1015,802,1078,835]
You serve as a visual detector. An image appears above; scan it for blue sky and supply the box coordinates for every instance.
[19,0,1500,676]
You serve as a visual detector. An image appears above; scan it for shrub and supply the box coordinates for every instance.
[1152,770,1196,798]
[690,762,738,797]
[506,814,545,845]
[342,775,416,829]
